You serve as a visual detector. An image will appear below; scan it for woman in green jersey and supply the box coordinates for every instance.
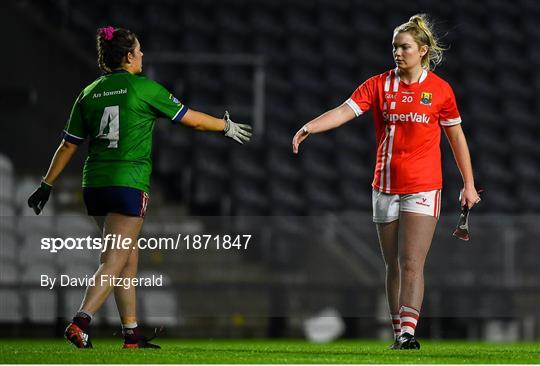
[28,26,251,349]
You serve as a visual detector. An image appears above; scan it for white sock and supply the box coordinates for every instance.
[122,322,138,334]
[400,305,420,336]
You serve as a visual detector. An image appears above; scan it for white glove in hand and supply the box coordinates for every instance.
[223,111,252,144]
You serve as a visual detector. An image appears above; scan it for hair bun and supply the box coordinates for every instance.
[98,26,115,41]
[409,14,426,26]
[394,14,445,70]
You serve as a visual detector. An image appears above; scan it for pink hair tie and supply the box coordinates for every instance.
[99,26,115,41]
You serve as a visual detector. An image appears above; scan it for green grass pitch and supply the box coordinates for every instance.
[1,339,539,364]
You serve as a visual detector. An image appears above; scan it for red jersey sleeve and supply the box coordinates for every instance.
[439,83,462,126]
[345,76,378,117]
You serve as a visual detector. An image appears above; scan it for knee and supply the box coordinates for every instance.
[121,260,138,276]
[399,256,423,275]
[385,260,400,275]
[100,255,129,273]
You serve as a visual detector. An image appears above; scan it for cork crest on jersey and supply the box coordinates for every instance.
[420,92,432,105]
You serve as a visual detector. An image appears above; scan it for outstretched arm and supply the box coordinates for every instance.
[292,103,356,154]
[180,109,252,144]
[180,109,226,131]
[443,124,480,209]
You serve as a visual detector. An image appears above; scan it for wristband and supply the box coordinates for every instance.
[302,125,310,134]
[40,180,53,191]
[223,111,231,133]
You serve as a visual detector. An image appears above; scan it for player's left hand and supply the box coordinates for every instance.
[27,181,52,215]
[223,111,252,144]
[460,185,481,209]
[292,126,310,154]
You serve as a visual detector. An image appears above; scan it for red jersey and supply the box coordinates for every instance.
[346,68,461,194]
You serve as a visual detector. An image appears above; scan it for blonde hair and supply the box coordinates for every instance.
[394,14,446,70]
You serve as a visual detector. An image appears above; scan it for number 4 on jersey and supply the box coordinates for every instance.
[97,105,119,148]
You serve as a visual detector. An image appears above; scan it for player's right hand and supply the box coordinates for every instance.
[292,126,310,154]
[223,111,252,144]
[27,181,52,215]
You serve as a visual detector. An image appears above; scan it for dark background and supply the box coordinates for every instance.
[0,0,539,341]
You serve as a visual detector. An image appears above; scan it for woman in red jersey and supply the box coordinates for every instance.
[292,14,480,350]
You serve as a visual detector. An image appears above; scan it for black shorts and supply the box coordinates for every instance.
[82,187,149,218]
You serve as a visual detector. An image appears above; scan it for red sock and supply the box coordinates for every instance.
[122,324,141,344]
[391,314,401,339]
[73,311,92,332]
[399,305,420,336]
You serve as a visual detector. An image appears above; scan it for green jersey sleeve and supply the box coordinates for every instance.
[63,92,88,145]
[137,78,188,123]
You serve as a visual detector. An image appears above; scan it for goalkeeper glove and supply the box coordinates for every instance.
[27,180,52,215]
[223,111,252,144]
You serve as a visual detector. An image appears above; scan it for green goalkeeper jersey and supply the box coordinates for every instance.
[63,70,187,193]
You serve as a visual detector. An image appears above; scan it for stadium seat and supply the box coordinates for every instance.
[301,150,338,182]
[250,4,284,37]
[0,231,17,262]
[0,260,18,285]
[336,150,373,181]
[20,262,57,323]
[267,124,296,150]
[304,179,341,213]
[62,288,86,321]
[16,215,56,246]
[19,233,58,266]
[489,15,523,43]
[464,69,497,99]
[267,150,303,182]
[230,148,266,181]
[351,11,386,43]
[56,213,98,237]
[290,63,325,96]
[515,217,540,275]
[0,153,13,171]
[517,183,540,212]
[0,290,23,323]
[504,99,536,130]
[231,174,268,213]
[0,202,15,235]
[269,179,305,215]
[62,263,95,280]
[497,73,530,102]
[496,42,526,72]
[0,154,14,205]
[141,289,179,326]
[520,0,540,12]
[54,241,100,267]
[285,0,318,37]
[143,2,181,36]
[107,0,142,33]
[26,289,57,324]
[21,263,57,284]
[339,179,372,210]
